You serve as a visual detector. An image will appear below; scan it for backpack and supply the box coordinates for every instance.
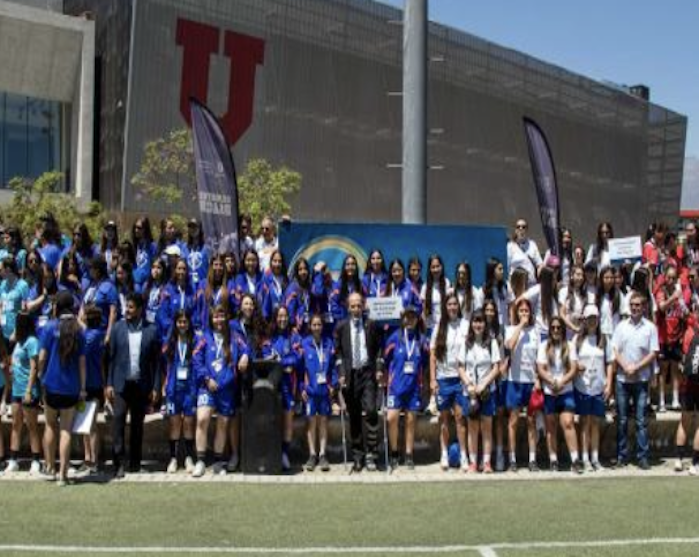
[682,328,699,378]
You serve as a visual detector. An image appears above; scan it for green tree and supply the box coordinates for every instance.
[131,128,302,224]
[0,171,106,242]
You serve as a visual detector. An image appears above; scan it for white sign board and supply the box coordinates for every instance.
[608,236,642,264]
[367,297,404,321]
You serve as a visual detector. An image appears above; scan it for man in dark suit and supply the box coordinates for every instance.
[335,292,384,471]
[106,292,161,478]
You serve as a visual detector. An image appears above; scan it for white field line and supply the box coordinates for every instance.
[0,538,699,554]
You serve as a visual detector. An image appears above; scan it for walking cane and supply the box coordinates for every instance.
[382,385,390,475]
[338,389,349,472]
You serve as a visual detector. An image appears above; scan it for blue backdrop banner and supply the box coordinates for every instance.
[279,222,507,286]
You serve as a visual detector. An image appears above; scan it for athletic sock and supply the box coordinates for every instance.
[591,450,599,463]
[184,439,195,459]
[549,453,558,463]
[672,389,679,407]
[169,440,178,460]
[483,454,491,464]
[31,452,41,462]
[460,450,467,464]
[214,452,224,463]
[570,451,579,463]
[529,451,536,463]
[10,450,19,461]
[469,454,477,465]
[676,444,687,460]
[582,451,590,463]
[510,452,517,464]
[196,451,206,463]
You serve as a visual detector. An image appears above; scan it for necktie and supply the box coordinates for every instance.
[353,320,362,369]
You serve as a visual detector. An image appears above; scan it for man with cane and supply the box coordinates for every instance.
[335,293,384,472]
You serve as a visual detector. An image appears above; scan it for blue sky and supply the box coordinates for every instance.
[380,0,699,159]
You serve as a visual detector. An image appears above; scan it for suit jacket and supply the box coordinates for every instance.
[107,319,161,394]
[334,317,384,380]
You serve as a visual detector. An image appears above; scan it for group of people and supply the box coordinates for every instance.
[0,211,698,485]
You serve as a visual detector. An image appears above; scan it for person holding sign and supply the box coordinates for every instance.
[162,310,198,475]
[384,259,422,337]
[384,304,428,470]
[573,305,614,471]
[301,314,337,472]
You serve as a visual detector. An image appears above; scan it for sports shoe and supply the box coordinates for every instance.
[674,459,684,473]
[304,455,318,472]
[591,460,602,472]
[584,460,594,472]
[29,460,42,476]
[318,454,330,472]
[509,461,518,473]
[460,456,469,472]
[467,462,478,474]
[482,462,493,474]
[166,458,178,474]
[40,467,57,481]
[495,453,505,473]
[689,464,699,476]
[404,455,415,470]
[192,460,206,478]
[389,455,400,471]
[427,395,438,416]
[365,455,378,472]
[440,454,449,471]
[5,459,19,473]
[638,459,651,471]
[56,478,68,487]
[549,461,558,473]
[572,461,584,475]
[281,452,291,472]
[212,461,227,475]
[529,461,540,473]
[227,453,239,473]
[658,404,667,414]
[184,456,195,473]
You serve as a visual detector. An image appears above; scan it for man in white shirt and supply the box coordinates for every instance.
[254,216,278,271]
[612,291,659,470]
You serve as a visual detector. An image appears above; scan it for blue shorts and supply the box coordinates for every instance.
[544,391,576,415]
[574,390,606,417]
[494,381,507,410]
[436,377,467,412]
[504,381,534,410]
[281,374,295,412]
[197,388,235,417]
[166,388,196,417]
[387,388,422,412]
[306,394,331,417]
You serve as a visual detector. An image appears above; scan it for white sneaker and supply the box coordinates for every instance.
[5,459,19,473]
[29,460,41,476]
[184,456,195,473]
[689,464,699,476]
[166,458,178,474]
[460,455,468,472]
[674,459,684,473]
[440,453,449,471]
[212,461,227,475]
[192,460,206,478]
[584,460,594,472]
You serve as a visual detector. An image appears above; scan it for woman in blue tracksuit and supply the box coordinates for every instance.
[70,223,98,280]
[232,249,263,317]
[115,261,135,320]
[162,309,198,475]
[80,257,118,337]
[301,314,336,472]
[194,254,229,334]
[263,305,302,471]
[311,262,335,337]
[384,304,428,470]
[158,259,197,339]
[58,253,84,310]
[132,217,157,294]
[329,254,362,324]
[143,259,168,337]
[285,257,313,335]
[193,304,249,477]
[362,249,388,298]
[185,218,211,289]
[260,250,288,320]
[384,259,423,337]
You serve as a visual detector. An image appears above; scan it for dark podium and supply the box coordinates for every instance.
[241,359,284,474]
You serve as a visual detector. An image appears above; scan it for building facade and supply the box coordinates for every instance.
[38,0,689,240]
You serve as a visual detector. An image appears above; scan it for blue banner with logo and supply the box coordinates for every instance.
[190,98,240,258]
[279,222,507,286]
[523,117,561,257]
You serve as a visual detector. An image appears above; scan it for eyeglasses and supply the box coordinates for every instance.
[515,224,527,230]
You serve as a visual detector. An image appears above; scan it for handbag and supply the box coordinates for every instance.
[527,387,544,416]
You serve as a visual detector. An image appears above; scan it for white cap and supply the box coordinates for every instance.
[164,245,181,257]
[583,305,599,318]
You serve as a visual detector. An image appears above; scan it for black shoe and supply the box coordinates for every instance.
[318,454,330,472]
[304,455,318,472]
[113,464,125,479]
[365,455,377,472]
[615,459,629,469]
[572,461,584,475]
[529,461,540,472]
[509,462,518,473]
[638,459,651,471]
[404,455,415,470]
[352,459,363,473]
[389,456,400,471]
[550,461,558,473]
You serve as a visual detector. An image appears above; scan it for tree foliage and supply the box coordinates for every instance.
[131,128,302,225]
[0,171,106,242]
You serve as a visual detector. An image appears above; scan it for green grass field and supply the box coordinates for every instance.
[0,477,698,556]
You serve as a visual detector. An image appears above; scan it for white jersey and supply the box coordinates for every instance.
[460,338,501,392]
[524,284,559,339]
[573,334,612,396]
[421,278,451,331]
[505,325,539,384]
[430,317,469,380]
[536,340,578,395]
[452,285,484,321]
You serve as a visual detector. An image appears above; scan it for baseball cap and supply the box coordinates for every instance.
[164,245,181,257]
[583,305,599,319]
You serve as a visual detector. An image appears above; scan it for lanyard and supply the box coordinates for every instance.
[214,335,223,360]
[177,340,188,365]
[178,285,185,308]
[272,276,282,297]
[247,275,256,294]
[149,286,160,306]
[373,275,382,296]
[313,339,324,366]
[404,329,416,360]
[391,282,400,298]
[214,286,222,305]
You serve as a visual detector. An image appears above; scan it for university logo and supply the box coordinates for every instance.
[176,17,265,145]
[289,236,368,281]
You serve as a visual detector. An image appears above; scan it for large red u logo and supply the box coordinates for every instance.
[176,18,265,146]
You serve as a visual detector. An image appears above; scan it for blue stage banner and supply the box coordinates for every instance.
[279,222,507,286]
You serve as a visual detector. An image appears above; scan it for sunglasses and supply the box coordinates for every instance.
[515,224,527,230]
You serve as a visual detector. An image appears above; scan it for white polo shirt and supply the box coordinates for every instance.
[611,317,659,384]
[536,340,577,395]
[505,325,539,384]
[574,335,613,396]
[460,338,501,390]
[430,318,469,380]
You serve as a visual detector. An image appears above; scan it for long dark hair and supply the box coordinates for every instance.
[545,316,569,368]
[482,298,501,342]
[187,219,205,249]
[205,254,229,313]
[56,291,80,365]
[484,257,505,301]
[72,223,93,255]
[339,254,361,301]
[100,224,119,252]
[566,263,585,313]
[597,265,622,314]
[425,254,446,318]
[291,257,311,289]
[238,293,268,354]
[434,293,461,362]
[364,249,387,276]
[385,259,405,297]
[596,222,613,257]
[466,310,488,349]
[132,216,154,246]
[454,261,473,315]
[5,226,24,255]
[539,266,558,324]
[166,309,194,363]
[14,311,35,345]
[209,304,233,365]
